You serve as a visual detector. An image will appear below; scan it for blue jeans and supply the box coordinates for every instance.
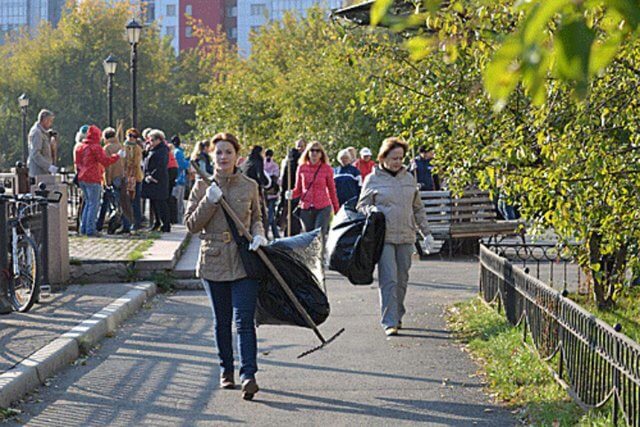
[203,278,258,381]
[267,198,280,239]
[79,182,102,236]
[96,178,132,232]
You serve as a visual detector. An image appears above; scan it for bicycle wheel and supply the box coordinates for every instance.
[8,235,41,312]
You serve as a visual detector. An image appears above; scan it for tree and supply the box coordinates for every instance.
[0,0,206,167]
[189,7,382,158]
[360,0,640,308]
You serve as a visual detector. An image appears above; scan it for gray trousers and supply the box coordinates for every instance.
[298,206,332,237]
[378,243,414,329]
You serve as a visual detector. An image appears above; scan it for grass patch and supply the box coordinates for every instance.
[0,407,20,421]
[569,286,640,343]
[149,271,176,293]
[447,298,622,425]
[127,239,155,262]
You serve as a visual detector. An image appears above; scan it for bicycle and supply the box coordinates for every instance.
[0,186,61,312]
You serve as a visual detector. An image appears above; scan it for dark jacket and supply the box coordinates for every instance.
[241,152,269,188]
[141,142,169,200]
[411,156,440,191]
[333,164,361,206]
[280,148,302,192]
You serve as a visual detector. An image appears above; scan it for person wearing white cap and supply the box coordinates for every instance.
[354,147,376,179]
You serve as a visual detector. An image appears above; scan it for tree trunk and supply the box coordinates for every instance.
[587,233,626,309]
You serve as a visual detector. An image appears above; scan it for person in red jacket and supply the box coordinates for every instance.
[285,141,339,238]
[74,125,124,237]
[354,147,376,179]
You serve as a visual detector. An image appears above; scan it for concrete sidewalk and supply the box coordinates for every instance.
[0,283,156,408]
[6,259,515,426]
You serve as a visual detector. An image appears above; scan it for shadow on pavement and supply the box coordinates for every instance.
[257,389,494,425]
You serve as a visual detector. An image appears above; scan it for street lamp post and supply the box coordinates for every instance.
[18,94,29,163]
[103,55,118,127]
[126,19,142,129]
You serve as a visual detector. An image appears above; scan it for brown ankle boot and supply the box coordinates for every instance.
[220,371,235,389]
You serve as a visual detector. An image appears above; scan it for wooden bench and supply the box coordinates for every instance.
[418,189,523,256]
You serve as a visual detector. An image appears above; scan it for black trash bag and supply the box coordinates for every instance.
[255,229,330,327]
[326,197,386,285]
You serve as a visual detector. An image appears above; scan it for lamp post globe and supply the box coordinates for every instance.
[126,19,142,44]
[103,54,118,76]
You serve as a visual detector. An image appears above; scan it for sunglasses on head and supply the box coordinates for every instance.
[310,148,321,153]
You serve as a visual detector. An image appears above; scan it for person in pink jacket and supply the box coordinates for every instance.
[285,141,339,238]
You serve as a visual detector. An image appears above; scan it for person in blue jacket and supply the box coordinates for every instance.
[333,148,361,206]
[171,135,190,224]
[410,145,440,191]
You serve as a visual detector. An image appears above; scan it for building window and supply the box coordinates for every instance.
[185,4,192,16]
[226,6,237,17]
[166,26,175,37]
[227,27,237,39]
[166,4,176,16]
[250,3,266,16]
[185,26,193,38]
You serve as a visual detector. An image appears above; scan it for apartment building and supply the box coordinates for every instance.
[234,0,343,55]
[0,0,65,40]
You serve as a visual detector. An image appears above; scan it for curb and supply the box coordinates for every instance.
[0,282,157,408]
[174,279,202,290]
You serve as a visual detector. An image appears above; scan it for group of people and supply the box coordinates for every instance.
[71,126,190,237]
[185,133,438,401]
[26,110,438,401]
[189,137,437,243]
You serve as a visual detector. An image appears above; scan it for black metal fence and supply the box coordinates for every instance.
[482,240,584,293]
[479,245,640,426]
[60,171,81,229]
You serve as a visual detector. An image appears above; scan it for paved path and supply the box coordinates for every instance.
[7,260,515,426]
[0,284,142,375]
[69,226,187,263]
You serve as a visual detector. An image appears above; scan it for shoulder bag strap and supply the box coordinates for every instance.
[300,164,322,205]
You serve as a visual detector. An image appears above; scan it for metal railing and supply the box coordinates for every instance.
[482,240,584,292]
[479,245,640,426]
[60,171,81,230]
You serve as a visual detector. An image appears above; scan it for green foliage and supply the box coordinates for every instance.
[354,0,640,307]
[150,271,176,293]
[189,7,382,158]
[370,0,640,105]
[0,0,206,168]
[570,286,640,343]
[447,298,620,425]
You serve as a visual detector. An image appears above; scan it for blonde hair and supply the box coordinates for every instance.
[337,148,352,166]
[377,137,409,162]
[148,129,166,142]
[299,141,328,165]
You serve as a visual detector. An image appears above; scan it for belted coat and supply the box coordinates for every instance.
[184,170,265,282]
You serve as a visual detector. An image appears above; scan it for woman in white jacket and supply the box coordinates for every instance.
[357,137,435,336]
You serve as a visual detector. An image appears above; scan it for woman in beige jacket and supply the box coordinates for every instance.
[357,137,435,336]
[184,132,267,400]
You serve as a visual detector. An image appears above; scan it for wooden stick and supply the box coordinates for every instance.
[191,161,328,344]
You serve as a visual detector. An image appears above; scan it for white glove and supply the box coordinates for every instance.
[48,165,58,174]
[117,149,126,158]
[284,190,293,200]
[423,234,436,255]
[249,235,268,251]
[206,182,223,203]
[366,205,380,214]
